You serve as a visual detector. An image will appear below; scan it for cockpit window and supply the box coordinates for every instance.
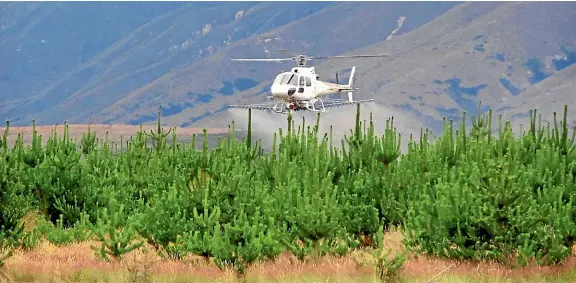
[273,74,285,85]
[299,76,305,86]
[305,77,311,86]
[287,74,298,86]
[276,73,299,86]
[280,74,291,85]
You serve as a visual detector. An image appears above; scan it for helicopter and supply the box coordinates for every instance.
[228,50,390,114]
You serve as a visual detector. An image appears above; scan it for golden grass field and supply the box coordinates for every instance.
[1,229,575,283]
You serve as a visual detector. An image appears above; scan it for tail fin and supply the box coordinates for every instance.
[347,66,356,87]
[347,66,356,101]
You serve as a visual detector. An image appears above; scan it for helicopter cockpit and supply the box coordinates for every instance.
[273,73,312,87]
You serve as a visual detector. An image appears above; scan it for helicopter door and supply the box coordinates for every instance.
[298,76,305,93]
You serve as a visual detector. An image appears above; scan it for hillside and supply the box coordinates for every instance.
[1,1,574,140]
[0,1,334,124]
[1,1,459,128]
[311,1,576,134]
[0,1,188,116]
[498,63,576,131]
[312,2,575,135]
[197,1,576,137]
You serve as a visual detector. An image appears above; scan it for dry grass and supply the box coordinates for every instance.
[2,229,576,283]
[0,124,231,146]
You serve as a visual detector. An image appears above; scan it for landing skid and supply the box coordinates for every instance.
[229,97,374,114]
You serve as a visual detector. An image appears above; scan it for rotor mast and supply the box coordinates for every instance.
[295,55,308,67]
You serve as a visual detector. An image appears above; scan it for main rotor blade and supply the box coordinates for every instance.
[231,58,293,62]
[311,54,390,59]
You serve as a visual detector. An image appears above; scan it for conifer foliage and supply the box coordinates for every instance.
[0,103,575,276]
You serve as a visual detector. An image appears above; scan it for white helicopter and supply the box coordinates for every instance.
[228,50,390,114]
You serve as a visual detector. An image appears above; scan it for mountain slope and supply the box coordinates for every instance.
[168,1,576,137]
[2,1,574,138]
[498,63,576,131]
[0,1,188,111]
[183,1,576,137]
[0,1,459,127]
[290,1,576,134]
[112,1,460,128]
[0,1,338,124]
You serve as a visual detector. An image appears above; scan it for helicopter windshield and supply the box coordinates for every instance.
[273,74,284,85]
[275,73,299,86]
